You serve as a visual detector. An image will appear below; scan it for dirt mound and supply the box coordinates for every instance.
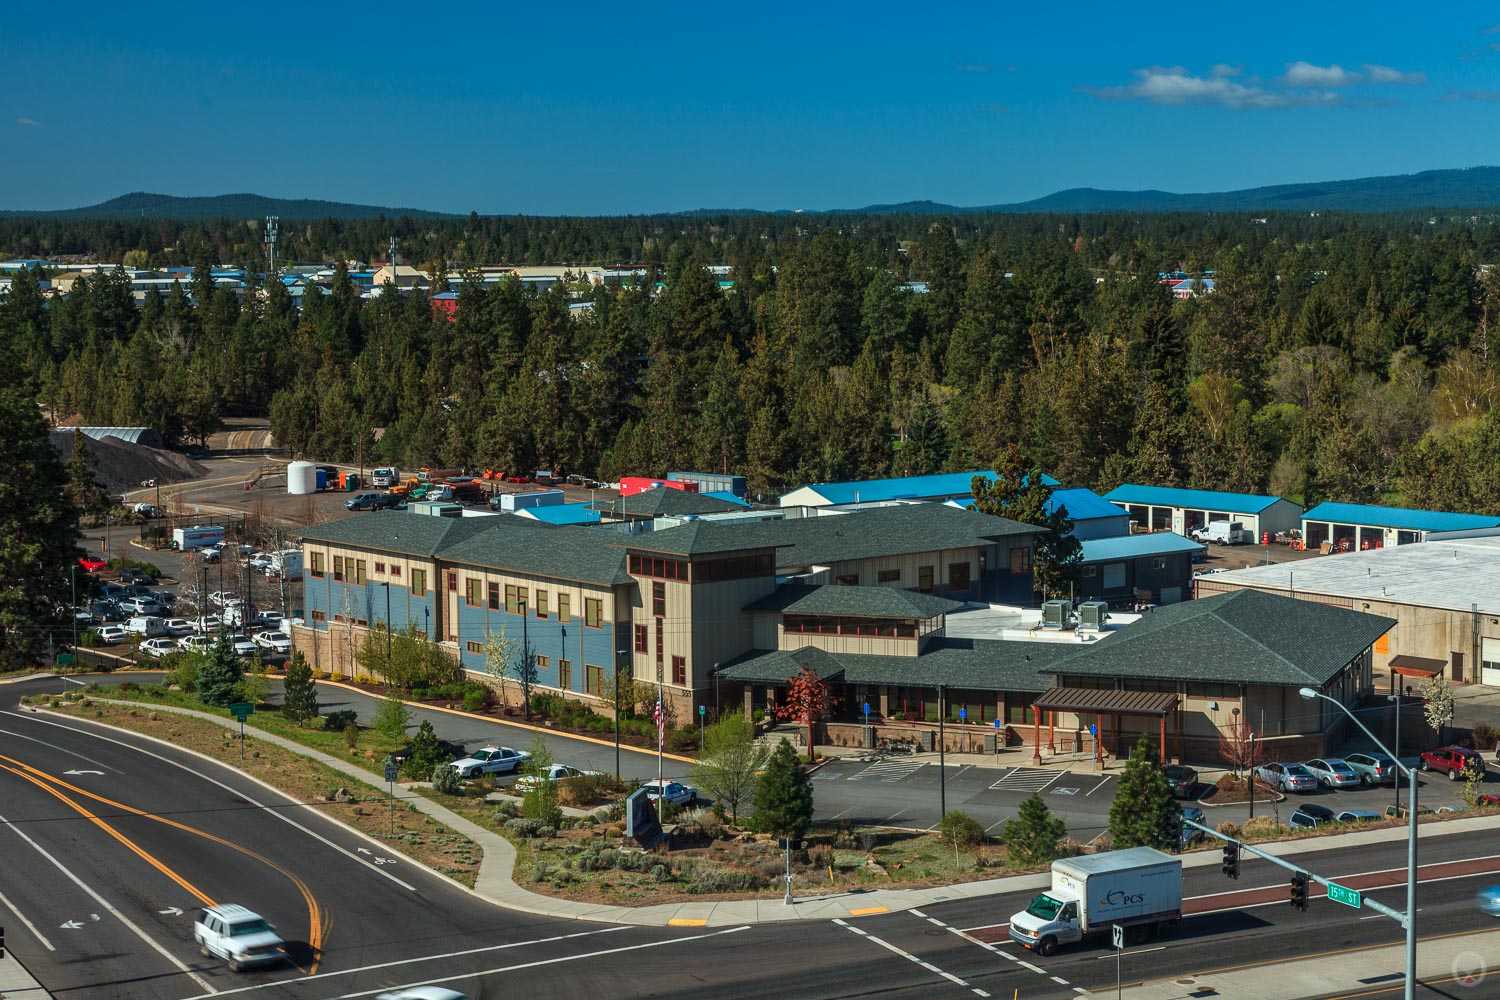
[50,431,209,494]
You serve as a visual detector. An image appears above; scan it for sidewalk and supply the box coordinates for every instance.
[0,954,50,999]
[27,698,1500,928]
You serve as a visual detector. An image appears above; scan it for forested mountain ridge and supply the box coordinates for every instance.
[0,192,456,222]
[3,210,1500,519]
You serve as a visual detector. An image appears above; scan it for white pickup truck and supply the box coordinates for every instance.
[1190,521,1250,545]
[193,904,285,971]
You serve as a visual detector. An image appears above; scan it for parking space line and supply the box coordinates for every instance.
[1085,775,1114,795]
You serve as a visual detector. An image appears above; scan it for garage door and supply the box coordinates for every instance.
[1482,638,1500,687]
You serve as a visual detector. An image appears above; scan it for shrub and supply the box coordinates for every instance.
[686,869,763,894]
[343,722,359,750]
[557,775,612,808]
[504,817,547,837]
[808,844,834,870]
[1215,821,1242,839]
[1241,815,1281,837]
[432,763,462,795]
[536,825,557,839]
[939,809,986,848]
[462,690,487,712]
[1472,721,1497,751]
[324,709,358,731]
[491,800,521,820]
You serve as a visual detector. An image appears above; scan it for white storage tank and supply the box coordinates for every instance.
[287,461,317,495]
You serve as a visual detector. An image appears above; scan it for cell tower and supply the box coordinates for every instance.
[264,216,280,280]
[389,235,398,269]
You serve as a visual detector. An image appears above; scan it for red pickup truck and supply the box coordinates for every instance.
[1418,746,1484,780]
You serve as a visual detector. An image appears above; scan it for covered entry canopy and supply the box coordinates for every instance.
[1389,654,1445,690]
[1029,686,1181,765]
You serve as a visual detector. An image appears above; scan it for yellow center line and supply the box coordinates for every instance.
[0,753,327,973]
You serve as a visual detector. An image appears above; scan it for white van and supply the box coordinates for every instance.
[124,615,169,638]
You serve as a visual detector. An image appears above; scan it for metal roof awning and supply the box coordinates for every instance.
[1389,655,1445,678]
[1032,686,1179,717]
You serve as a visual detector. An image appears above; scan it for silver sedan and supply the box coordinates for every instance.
[1303,757,1363,789]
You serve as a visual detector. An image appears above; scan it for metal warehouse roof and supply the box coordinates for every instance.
[1301,502,1500,534]
[514,503,601,526]
[701,491,750,507]
[945,487,1125,523]
[1103,484,1291,515]
[789,469,1059,506]
[1079,532,1203,563]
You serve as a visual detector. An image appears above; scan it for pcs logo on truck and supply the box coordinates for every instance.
[1102,890,1146,906]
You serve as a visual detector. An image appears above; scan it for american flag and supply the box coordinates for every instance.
[654,697,664,747]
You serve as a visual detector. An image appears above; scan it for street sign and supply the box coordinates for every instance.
[959,708,967,721]
[56,653,75,667]
[230,702,253,721]
[385,765,399,782]
[993,719,1001,729]
[1112,923,1125,949]
[699,705,705,716]
[1090,724,1098,736]
[863,702,870,715]
[1327,882,1362,909]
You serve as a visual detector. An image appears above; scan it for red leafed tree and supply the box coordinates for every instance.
[776,666,839,761]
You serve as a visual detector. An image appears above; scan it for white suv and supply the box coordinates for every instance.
[193,904,285,971]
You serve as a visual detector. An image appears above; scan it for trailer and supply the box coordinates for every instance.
[172,525,226,551]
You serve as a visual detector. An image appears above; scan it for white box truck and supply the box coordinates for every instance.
[1191,521,1249,545]
[266,549,302,582]
[173,525,226,551]
[1009,847,1182,956]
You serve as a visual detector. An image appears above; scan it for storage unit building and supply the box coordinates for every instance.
[1299,502,1500,552]
[1103,485,1302,541]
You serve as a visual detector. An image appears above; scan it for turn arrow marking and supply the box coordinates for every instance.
[159,907,184,916]
[356,847,372,855]
[63,770,105,776]
[60,920,83,930]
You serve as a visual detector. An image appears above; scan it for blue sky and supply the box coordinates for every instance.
[6,4,1500,215]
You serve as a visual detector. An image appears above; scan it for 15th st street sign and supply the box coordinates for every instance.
[1327,882,1362,909]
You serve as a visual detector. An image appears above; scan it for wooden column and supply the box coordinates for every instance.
[1159,715,1166,761]
[1032,704,1042,765]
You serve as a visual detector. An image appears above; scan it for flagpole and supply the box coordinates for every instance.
[657,668,664,803]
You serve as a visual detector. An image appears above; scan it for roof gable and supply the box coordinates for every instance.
[1300,502,1500,534]
[295,511,503,557]
[743,583,965,619]
[1104,484,1291,515]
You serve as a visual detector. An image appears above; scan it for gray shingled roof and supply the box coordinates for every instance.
[440,519,632,586]
[591,487,745,518]
[718,637,1064,693]
[743,583,966,619]
[1042,589,1396,687]
[294,511,504,557]
[629,502,1040,560]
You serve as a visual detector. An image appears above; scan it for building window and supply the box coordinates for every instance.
[374,561,386,574]
[635,624,648,653]
[391,565,402,578]
[672,655,686,686]
[877,568,900,584]
[693,553,774,583]
[310,552,325,578]
[446,571,457,593]
[652,581,666,618]
[918,566,934,593]
[836,574,858,586]
[558,659,572,690]
[948,562,970,593]
[506,585,530,614]
[1081,565,1098,578]
[355,618,368,627]
[1010,548,1032,574]
[466,640,483,654]
[586,664,605,695]
[585,597,603,629]
[465,578,483,608]
[1152,557,1167,570]
[536,590,549,619]
[558,592,571,623]
[334,556,345,583]
[487,582,500,610]
[356,560,367,585]
[628,554,688,580]
[536,654,549,673]
[311,610,327,622]
[411,569,426,595]
[655,617,664,667]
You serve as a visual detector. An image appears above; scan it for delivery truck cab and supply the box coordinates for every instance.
[1010,847,1182,956]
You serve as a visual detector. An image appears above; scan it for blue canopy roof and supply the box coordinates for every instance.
[798,470,1059,505]
[1301,502,1500,534]
[1079,532,1204,563]
[1104,484,1289,515]
[515,503,600,525]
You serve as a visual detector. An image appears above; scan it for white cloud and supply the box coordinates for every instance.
[1363,64,1427,84]
[1440,89,1500,102]
[16,117,40,127]
[1085,67,1348,110]
[1278,61,1362,87]
[1482,24,1500,34]
[1210,63,1241,77]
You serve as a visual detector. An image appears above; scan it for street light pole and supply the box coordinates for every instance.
[938,683,947,819]
[1300,686,1416,1000]
[615,648,628,780]
[70,564,78,662]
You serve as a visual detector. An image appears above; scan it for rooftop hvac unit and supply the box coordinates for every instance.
[1041,599,1072,629]
[1077,600,1110,631]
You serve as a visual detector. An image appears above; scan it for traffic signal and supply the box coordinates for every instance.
[1221,842,1240,880]
[1290,872,1309,911]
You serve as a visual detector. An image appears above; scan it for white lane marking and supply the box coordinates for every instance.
[4,709,417,891]
[1018,960,1045,973]
[911,909,927,918]
[0,726,127,774]
[837,918,983,995]
[1051,975,1070,984]
[0,808,217,994]
[960,921,1009,933]
[1085,776,1114,796]
[179,925,629,998]
[332,926,752,1000]
[0,887,55,951]
[1097,945,1164,959]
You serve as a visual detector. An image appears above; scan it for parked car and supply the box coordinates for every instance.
[93,624,127,645]
[1335,809,1381,824]
[248,552,274,570]
[139,637,178,659]
[78,553,108,572]
[131,502,160,517]
[178,635,214,654]
[1289,809,1330,830]
[1345,752,1400,786]
[1177,805,1206,846]
[1255,762,1319,793]
[89,600,124,623]
[124,615,169,638]
[514,764,604,792]
[252,630,291,654]
[161,618,196,637]
[345,492,385,511]
[638,778,698,807]
[391,739,466,765]
[152,589,177,608]
[1383,804,1435,820]
[1419,746,1485,781]
[1293,803,1336,823]
[118,568,155,585]
[449,746,531,778]
[1163,764,1198,798]
[1302,758,1363,789]
[193,615,222,634]
[193,904,285,972]
[504,474,531,484]
[118,596,163,615]
[227,634,258,657]
[207,590,236,607]
[255,609,287,628]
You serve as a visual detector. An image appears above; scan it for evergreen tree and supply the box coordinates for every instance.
[970,445,1081,599]
[751,739,813,840]
[401,719,446,781]
[197,632,245,707]
[1107,736,1177,850]
[373,687,412,740]
[1002,792,1068,866]
[280,651,320,727]
[65,429,110,516]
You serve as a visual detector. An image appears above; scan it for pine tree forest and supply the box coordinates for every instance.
[4,208,1500,510]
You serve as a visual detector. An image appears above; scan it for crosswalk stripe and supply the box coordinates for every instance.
[848,759,925,782]
[989,767,1064,792]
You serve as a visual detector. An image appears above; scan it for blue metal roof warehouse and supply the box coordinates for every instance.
[1300,502,1500,551]
[947,487,1128,540]
[1103,484,1303,539]
[781,470,1059,507]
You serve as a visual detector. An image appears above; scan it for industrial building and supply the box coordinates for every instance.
[1103,484,1303,540]
[1299,502,1500,552]
[780,470,1058,508]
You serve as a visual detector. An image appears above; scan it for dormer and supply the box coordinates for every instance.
[744,583,966,658]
